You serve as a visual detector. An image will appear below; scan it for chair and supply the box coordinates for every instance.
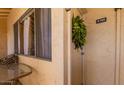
[0,54,18,65]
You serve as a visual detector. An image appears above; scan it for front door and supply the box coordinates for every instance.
[84,8,116,84]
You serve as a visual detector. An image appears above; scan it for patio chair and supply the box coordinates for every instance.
[0,54,18,65]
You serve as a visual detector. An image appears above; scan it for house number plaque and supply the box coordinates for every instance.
[96,17,107,24]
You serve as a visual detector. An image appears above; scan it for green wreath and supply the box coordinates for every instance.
[72,15,87,50]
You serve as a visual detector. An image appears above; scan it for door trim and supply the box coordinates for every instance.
[115,8,121,84]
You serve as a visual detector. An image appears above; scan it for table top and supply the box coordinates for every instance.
[0,63,32,82]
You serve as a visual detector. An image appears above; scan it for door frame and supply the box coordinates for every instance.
[115,8,121,85]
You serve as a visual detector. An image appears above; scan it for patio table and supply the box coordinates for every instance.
[0,63,32,83]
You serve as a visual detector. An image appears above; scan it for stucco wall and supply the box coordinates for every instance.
[7,8,65,84]
[0,18,7,57]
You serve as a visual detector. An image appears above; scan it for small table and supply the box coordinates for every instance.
[0,63,32,83]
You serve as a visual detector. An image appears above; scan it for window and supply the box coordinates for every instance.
[22,13,35,56]
[35,8,51,59]
[14,22,19,54]
[14,8,51,60]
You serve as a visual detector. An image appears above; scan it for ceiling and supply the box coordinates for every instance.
[0,8,12,18]
[77,8,87,16]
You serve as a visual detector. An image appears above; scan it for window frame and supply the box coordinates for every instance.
[14,8,52,61]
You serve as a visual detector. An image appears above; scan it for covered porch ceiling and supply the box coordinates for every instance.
[0,8,88,18]
[0,8,12,18]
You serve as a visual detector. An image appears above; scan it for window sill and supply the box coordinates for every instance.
[18,54,51,62]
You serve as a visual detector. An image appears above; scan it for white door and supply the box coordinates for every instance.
[84,9,116,84]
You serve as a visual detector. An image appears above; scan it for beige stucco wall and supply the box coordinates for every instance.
[7,8,65,84]
[0,18,7,57]
[64,10,68,84]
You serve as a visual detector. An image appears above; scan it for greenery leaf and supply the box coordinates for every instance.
[72,16,87,50]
